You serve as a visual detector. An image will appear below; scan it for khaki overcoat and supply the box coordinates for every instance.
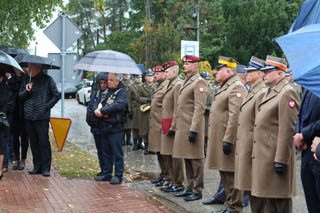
[234,80,267,191]
[149,80,169,152]
[204,85,217,137]
[136,82,157,137]
[172,72,208,159]
[251,77,299,198]
[128,82,141,130]
[160,77,182,155]
[206,75,246,172]
[122,79,133,129]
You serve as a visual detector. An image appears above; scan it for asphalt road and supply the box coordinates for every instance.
[51,99,308,212]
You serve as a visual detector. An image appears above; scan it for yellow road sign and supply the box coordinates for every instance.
[50,117,72,152]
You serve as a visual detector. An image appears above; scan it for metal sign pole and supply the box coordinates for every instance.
[61,13,66,118]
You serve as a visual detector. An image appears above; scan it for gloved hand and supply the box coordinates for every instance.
[147,97,152,103]
[188,131,197,143]
[128,111,133,119]
[274,162,287,175]
[167,130,175,136]
[223,141,232,155]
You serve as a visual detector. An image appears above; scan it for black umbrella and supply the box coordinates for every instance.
[0,45,28,57]
[15,54,60,69]
[0,51,24,74]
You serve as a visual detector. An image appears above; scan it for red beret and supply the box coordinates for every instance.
[162,61,178,71]
[152,66,163,72]
[182,55,200,63]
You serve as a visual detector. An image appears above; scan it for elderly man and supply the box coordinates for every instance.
[252,56,299,212]
[19,63,59,177]
[149,66,170,187]
[206,56,246,213]
[173,55,208,201]
[159,61,184,193]
[94,73,128,184]
[234,56,267,213]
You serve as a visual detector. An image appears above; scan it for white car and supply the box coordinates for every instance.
[76,80,93,105]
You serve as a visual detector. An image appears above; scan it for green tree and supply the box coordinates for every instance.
[0,0,62,49]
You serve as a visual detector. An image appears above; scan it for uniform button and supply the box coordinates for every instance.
[254,124,256,127]
[252,156,255,159]
[238,124,240,126]
[253,141,256,143]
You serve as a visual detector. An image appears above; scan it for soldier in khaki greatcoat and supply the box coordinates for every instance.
[158,61,184,193]
[121,74,133,145]
[286,70,302,101]
[149,66,170,186]
[128,75,143,150]
[206,56,247,213]
[233,57,267,212]
[172,55,208,202]
[136,70,157,154]
[251,56,299,213]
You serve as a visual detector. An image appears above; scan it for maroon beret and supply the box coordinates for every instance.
[162,61,178,71]
[182,55,200,63]
[152,66,163,72]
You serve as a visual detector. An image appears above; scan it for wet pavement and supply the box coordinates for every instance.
[51,99,308,212]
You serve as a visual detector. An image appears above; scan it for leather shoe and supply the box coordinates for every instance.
[172,186,185,193]
[95,175,112,182]
[28,169,42,175]
[174,189,192,197]
[202,196,224,205]
[212,208,230,213]
[151,177,162,184]
[160,184,172,192]
[156,179,170,187]
[183,192,202,201]
[43,170,50,177]
[110,176,122,184]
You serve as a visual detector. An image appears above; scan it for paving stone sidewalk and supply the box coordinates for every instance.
[0,162,173,213]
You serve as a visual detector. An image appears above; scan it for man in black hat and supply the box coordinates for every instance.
[19,63,59,177]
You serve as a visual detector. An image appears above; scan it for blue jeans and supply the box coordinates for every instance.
[101,130,124,178]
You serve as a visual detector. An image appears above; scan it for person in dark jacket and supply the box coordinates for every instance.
[6,71,29,170]
[86,73,109,180]
[94,73,128,184]
[0,71,14,180]
[293,89,320,213]
[18,63,59,177]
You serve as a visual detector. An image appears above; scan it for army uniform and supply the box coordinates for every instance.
[159,61,184,192]
[136,80,157,153]
[149,66,170,181]
[121,78,133,145]
[251,56,299,213]
[206,56,247,213]
[172,56,208,201]
[128,79,142,149]
[233,57,267,212]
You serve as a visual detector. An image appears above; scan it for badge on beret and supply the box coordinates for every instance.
[236,92,242,98]
[199,87,204,93]
[288,100,296,108]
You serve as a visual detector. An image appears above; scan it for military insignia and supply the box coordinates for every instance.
[236,92,242,98]
[199,87,204,93]
[288,100,296,108]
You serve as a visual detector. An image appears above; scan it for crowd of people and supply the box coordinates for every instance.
[1,52,320,213]
[86,54,320,213]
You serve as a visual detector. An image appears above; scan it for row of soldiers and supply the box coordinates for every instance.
[140,54,300,213]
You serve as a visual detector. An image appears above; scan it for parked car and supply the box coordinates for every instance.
[56,82,78,99]
[76,80,93,105]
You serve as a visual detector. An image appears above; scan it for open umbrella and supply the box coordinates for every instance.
[15,54,60,69]
[275,24,320,97]
[0,45,28,57]
[0,51,24,74]
[73,50,142,74]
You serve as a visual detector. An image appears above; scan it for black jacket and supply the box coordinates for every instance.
[296,90,320,146]
[18,72,59,120]
[99,82,128,133]
[0,81,14,115]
